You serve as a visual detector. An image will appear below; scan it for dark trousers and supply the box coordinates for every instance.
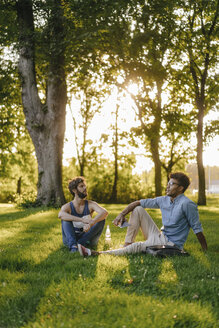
[61,220,105,251]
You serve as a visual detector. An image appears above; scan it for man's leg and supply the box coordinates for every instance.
[100,232,167,256]
[78,220,105,248]
[100,207,165,256]
[100,241,147,255]
[61,221,78,252]
[125,206,161,244]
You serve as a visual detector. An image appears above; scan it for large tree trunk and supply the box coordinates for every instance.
[17,0,66,206]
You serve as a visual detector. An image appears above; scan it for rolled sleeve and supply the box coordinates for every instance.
[183,201,203,234]
[140,198,161,209]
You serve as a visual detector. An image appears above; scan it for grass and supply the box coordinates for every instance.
[0,197,218,328]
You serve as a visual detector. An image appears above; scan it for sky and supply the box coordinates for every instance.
[63,88,219,173]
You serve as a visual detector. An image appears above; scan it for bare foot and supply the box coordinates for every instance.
[123,242,132,247]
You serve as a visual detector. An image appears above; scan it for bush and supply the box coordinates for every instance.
[14,191,39,208]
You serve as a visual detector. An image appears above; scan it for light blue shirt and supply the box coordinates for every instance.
[140,194,203,249]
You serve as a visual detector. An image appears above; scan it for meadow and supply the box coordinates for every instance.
[0,197,218,328]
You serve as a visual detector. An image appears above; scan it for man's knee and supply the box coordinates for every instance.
[132,206,146,215]
[99,219,105,227]
[62,220,73,228]
[94,219,105,231]
[132,206,152,225]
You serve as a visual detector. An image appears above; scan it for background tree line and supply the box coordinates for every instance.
[0,0,218,206]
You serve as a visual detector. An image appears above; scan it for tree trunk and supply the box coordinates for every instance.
[150,138,162,196]
[111,104,119,202]
[162,165,171,185]
[111,150,118,202]
[189,55,207,205]
[80,105,89,177]
[151,82,162,196]
[186,2,217,205]
[17,177,22,195]
[196,102,206,205]
[17,0,66,206]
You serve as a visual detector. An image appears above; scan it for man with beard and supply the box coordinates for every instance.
[58,177,108,253]
[78,172,207,257]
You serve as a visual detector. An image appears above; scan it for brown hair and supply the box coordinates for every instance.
[169,172,190,192]
[68,177,86,196]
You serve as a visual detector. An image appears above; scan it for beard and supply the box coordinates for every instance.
[77,189,87,199]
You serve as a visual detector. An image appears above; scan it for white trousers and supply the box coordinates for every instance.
[101,206,173,255]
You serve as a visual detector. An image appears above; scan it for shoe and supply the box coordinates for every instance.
[78,244,92,257]
[70,245,78,253]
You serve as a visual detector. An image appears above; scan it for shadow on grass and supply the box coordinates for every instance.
[0,211,60,251]
[0,246,99,328]
[0,207,51,223]
[0,206,99,328]
[107,242,219,297]
[1,201,218,328]
[103,202,219,326]
[104,252,218,327]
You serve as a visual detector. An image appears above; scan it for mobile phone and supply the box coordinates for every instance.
[120,221,131,228]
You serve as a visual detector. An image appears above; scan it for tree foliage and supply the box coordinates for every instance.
[68,71,108,176]
[176,0,219,204]
[94,0,191,195]
[0,0,218,205]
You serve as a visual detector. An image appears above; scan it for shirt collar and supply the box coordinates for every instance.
[169,193,184,204]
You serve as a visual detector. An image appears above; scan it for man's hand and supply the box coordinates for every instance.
[82,215,92,224]
[113,213,126,226]
[196,232,207,251]
[83,223,91,232]
[113,201,140,226]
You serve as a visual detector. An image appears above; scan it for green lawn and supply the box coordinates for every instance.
[0,198,218,328]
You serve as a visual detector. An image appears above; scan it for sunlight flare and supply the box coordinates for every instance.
[127,83,139,96]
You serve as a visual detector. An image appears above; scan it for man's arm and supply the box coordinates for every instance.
[58,203,91,224]
[113,200,141,226]
[82,201,108,232]
[183,200,207,252]
[88,201,108,226]
[196,232,208,251]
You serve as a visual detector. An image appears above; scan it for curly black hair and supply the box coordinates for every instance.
[169,172,190,192]
[68,177,86,196]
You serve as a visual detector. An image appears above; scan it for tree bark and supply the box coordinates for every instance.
[17,177,22,195]
[186,1,218,205]
[189,53,207,205]
[111,103,119,202]
[150,137,162,196]
[136,80,162,197]
[17,0,66,206]
[151,81,162,196]
[196,101,206,205]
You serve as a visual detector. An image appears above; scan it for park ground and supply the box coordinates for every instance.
[0,196,218,328]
